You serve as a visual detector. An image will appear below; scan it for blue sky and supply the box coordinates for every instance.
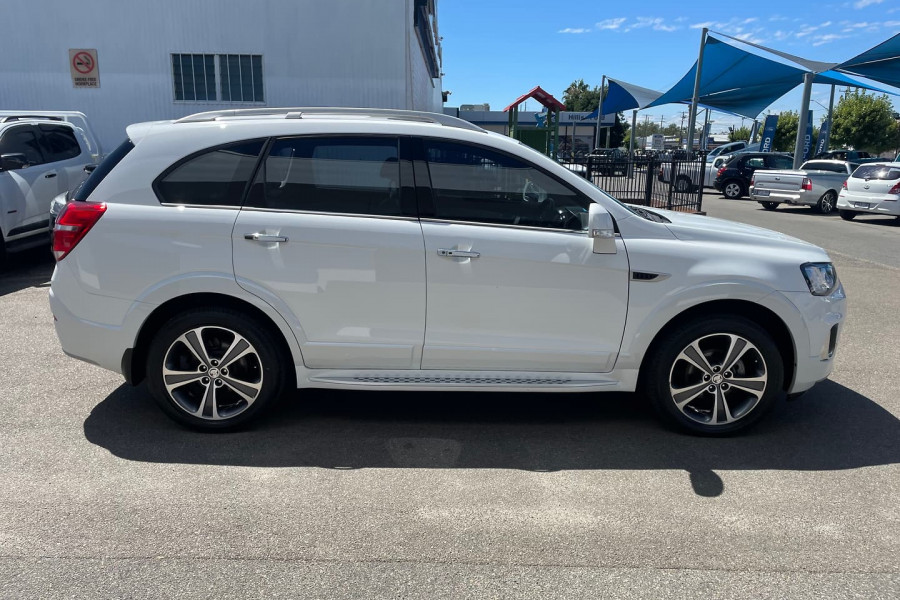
[439,0,900,134]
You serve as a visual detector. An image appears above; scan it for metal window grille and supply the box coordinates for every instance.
[172,54,216,101]
[219,54,264,103]
[172,53,263,103]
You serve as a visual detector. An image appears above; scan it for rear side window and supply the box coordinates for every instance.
[852,165,900,180]
[38,124,81,161]
[769,155,794,169]
[244,136,403,216]
[73,139,134,201]
[155,140,264,206]
[0,126,45,166]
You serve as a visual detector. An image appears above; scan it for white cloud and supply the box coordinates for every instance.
[626,17,679,32]
[596,18,626,30]
[853,0,884,8]
[558,28,590,34]
[813,34,847,46]
[735,31,765,44]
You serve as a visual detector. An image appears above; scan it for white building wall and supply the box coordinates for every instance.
[0,0,442,152]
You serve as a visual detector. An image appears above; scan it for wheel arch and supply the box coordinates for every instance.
[125,292,300,386]
[638,299,796,392]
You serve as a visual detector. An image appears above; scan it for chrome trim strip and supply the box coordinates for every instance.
[237,207,420,221]
[419,218,589,235]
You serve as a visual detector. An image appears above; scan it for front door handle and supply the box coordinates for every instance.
[244,233,288,243]
[437,248,480,259]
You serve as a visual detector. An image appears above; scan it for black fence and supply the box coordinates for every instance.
[559,152,707,213]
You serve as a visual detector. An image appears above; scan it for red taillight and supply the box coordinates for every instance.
[717,167,726,177]
[53,202,106,261]
[842,180,848,189]
[750,175,755,186]
[890,182,900,195]
[802,177,813,191]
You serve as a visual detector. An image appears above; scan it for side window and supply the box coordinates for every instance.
[769,155,794,169]
[746,157,766,169]
[0,126,45,166]
[38,124,82,162]
[245,136,402,216]
[424,140,589,230]
[155,140,264,206]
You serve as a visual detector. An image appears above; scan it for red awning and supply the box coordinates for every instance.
[503,86,566,112]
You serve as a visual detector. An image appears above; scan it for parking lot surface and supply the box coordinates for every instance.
[1,197,898,599]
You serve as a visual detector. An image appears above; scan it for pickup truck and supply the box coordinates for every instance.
[749,159,859,214]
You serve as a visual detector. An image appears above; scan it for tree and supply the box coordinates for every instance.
[729,126,752,142]
[773,110,799,152]
[562,79,628,148]
[830,91,900,153]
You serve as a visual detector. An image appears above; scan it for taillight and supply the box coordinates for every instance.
[717,167,726,177]
[750,175,755,187]
[842,180,848,189]
[889,182,900,195]
[802,177,812,191]
[53,202,107,261]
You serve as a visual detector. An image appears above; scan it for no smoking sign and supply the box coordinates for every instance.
[68,49,100,88]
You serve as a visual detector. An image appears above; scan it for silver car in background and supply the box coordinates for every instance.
[750,159,859,214]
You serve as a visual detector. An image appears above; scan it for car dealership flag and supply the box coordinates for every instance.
[816,117,831,156]
[759,114,779,153]
[802,110,814,162]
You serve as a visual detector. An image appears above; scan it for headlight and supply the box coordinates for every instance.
[801,262,838,296]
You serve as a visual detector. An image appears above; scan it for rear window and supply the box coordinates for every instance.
[155,140,265,206]
[38,124,81,161]
[851,165,900,181]
[803,161,844,173]
[73,138,134,202]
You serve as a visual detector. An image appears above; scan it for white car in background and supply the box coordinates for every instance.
[50,108,845,435]
[836,162,900,221]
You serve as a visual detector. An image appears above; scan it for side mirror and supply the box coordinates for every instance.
[83,164,98,174]
[0,153,29,172]
[588,203,617,254]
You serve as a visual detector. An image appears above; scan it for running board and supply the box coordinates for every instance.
[308,374,616,388]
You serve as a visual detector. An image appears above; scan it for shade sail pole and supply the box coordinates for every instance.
[686,28,708,154]
[594,75,606,149]
[793,72,814,169]
[823,84,836,153]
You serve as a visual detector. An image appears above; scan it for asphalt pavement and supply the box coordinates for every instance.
[0,200,897,599]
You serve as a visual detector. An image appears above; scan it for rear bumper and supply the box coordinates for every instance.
[836,193,900,216]
[751,188,818,206]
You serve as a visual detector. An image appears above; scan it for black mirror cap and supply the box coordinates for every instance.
[0,153,29,171]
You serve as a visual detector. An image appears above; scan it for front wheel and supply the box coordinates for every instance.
[816,191,837,214]
[760,201,778,211]
[839,210,856,221]
[145,308,287,431]
[723,180,744,199]
[642,316,784,435]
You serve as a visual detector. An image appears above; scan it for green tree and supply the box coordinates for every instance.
[773,111,799,152]
[562,79,628,148]
[830,91,900,153]
[729,126,752,142]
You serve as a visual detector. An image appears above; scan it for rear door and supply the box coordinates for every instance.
[232,135,426,370]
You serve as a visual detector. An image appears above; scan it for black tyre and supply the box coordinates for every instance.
[145,308,287,431]
[723,180,744,199]
[839,210,856,221]
[816,191,837,214]
[642,316,784,436]
[760,201,778,211]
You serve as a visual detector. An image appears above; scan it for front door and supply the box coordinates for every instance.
[417,139,629,372]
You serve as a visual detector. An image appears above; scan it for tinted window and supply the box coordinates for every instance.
[424,140,590,230]
[245,137,402,216]
[803,161,842,173]
[73,139,134,201]
[852,165,900,180]
[156,140,264,206]
[746,157,766,169]
[768,155,794,169]
[38,124,81,161]
[0,126,44,166]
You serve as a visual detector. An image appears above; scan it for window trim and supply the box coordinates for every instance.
[171,53,266,105]
[151,137,270,208]
[417,135,595,232]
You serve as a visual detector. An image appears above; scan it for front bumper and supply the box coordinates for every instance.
[780,283,847,393]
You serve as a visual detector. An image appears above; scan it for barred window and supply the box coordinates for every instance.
[172,53,264,103]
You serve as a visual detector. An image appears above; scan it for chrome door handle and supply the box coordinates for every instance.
[244,233,288,243]
[44,173,58,179]
[437,248,480,259]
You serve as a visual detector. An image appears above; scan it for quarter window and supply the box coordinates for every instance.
[424,140,590,230]
[245,137,402,216]
[155,140,264,206]
[172,53,264,103]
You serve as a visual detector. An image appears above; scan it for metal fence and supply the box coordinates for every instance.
[560,152,707,213]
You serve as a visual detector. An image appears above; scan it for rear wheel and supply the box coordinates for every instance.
[145,308,287,431]
[643,316,784,436]
[816,191,837,214]
[760,201,778,211]
[839,210,856,221]
[723,180,744,199]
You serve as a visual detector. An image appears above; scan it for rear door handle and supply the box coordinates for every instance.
[244,233,288,243]
[44,173,58,179]
[437,248,480,259]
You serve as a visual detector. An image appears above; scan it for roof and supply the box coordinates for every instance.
[503,86,566,112]
[836,32,900,89]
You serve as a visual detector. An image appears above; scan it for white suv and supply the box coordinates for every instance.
[49,108,846,435]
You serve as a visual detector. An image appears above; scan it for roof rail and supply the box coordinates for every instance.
[174,107,485,132]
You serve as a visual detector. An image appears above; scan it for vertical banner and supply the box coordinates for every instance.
[802,109,814,162]
[702,122,712,149]
[816,117,831,156]
[749,120,760,143]
[759,114,779,152]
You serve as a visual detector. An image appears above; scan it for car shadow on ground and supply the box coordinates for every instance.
[84,379,900,497]
[0,248,54,297]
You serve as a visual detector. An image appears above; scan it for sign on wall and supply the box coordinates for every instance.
[69,49,100,88]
